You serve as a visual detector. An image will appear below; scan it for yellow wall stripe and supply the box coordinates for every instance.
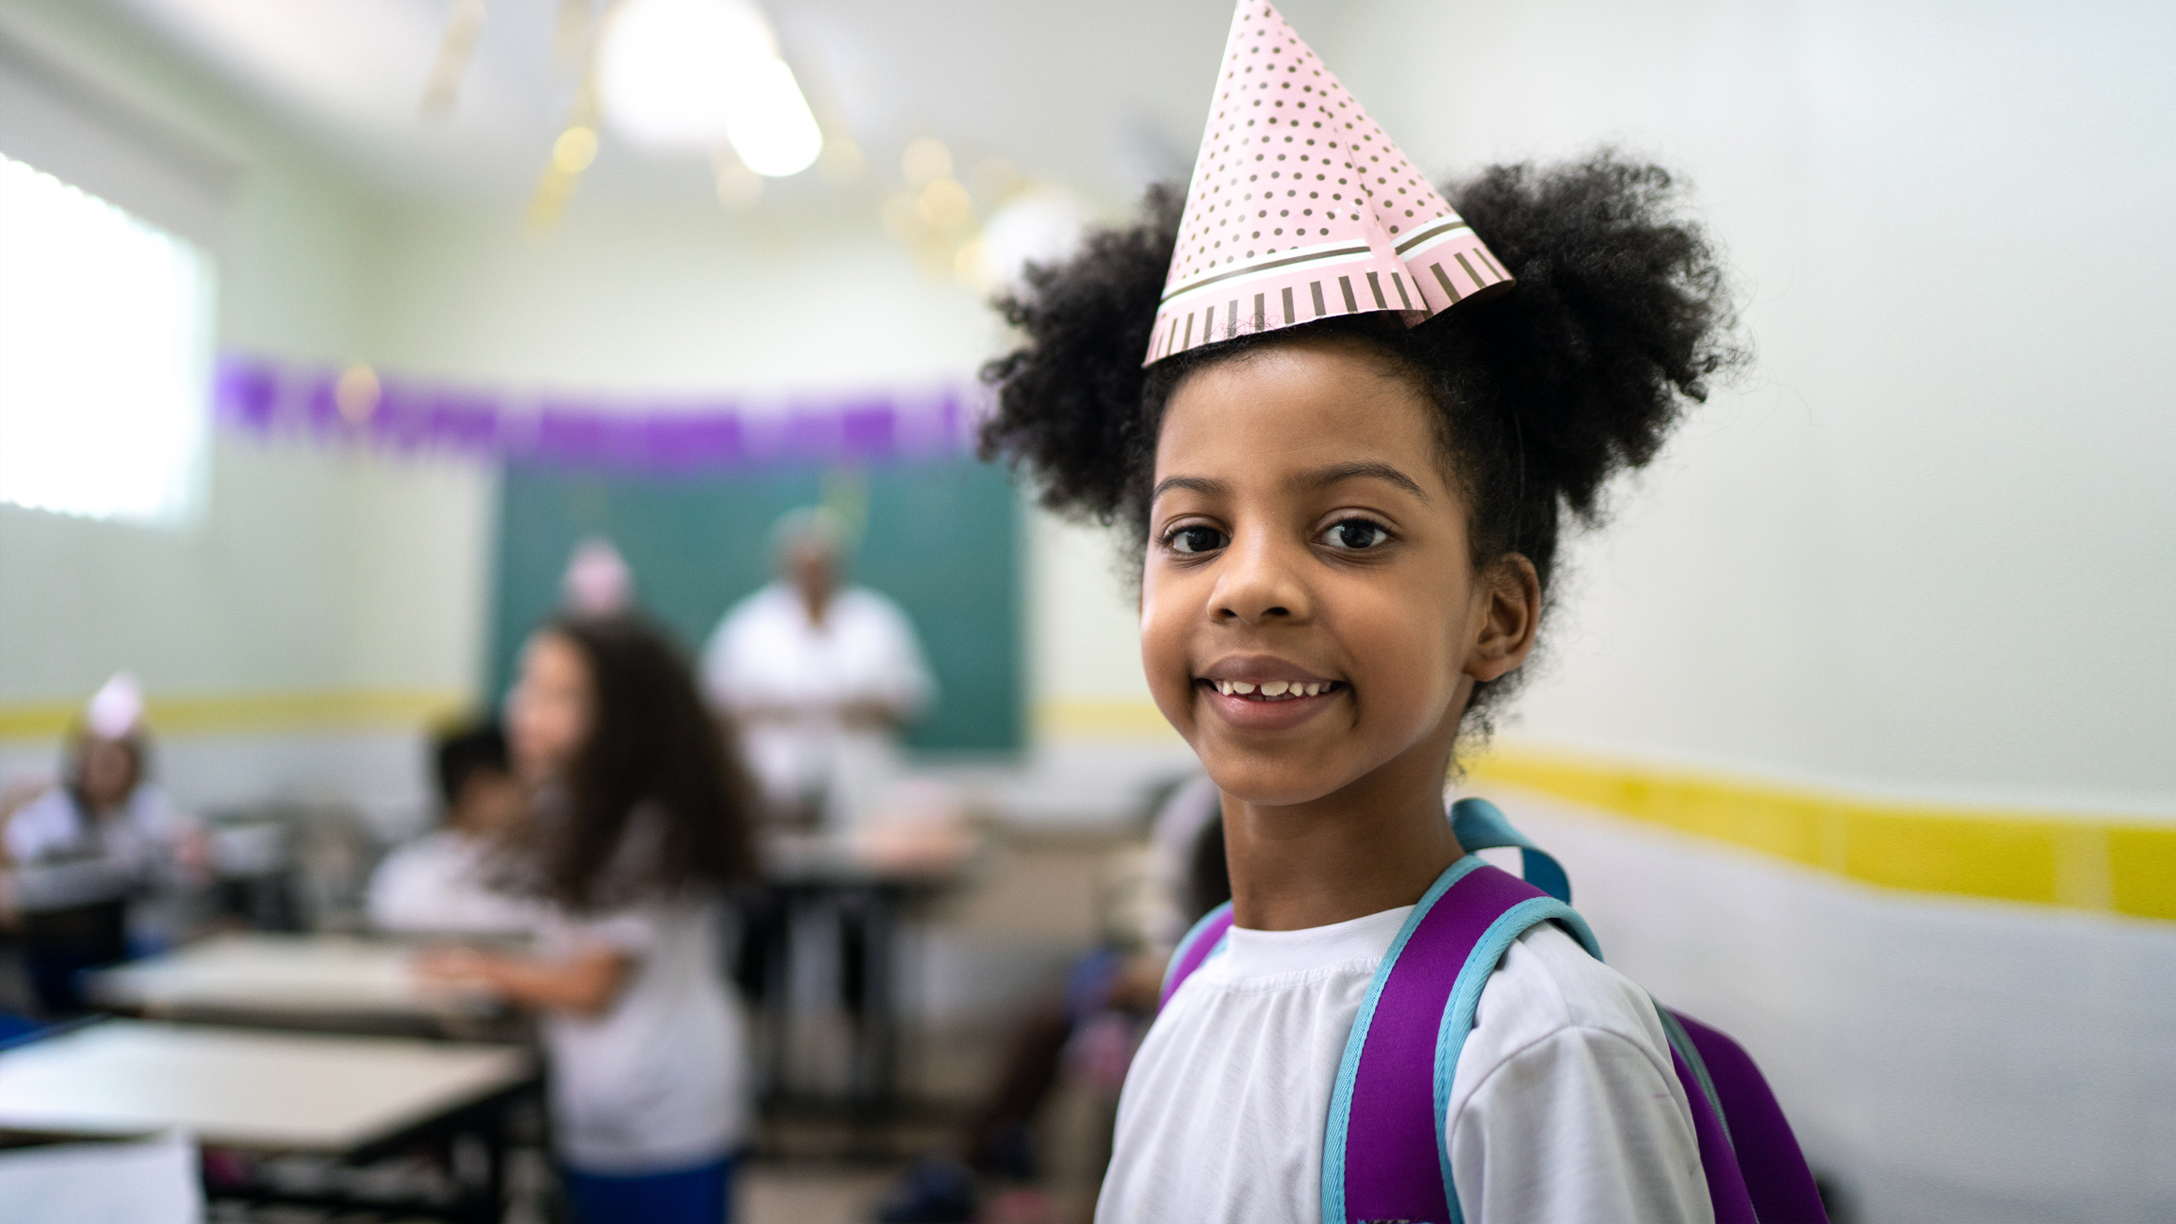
[1466,746,2176,922]
[1034,698,1182,741]
[1030,707,2174,921]
[0,689,473,740]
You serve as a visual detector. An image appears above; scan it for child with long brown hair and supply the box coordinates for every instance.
[421,614,757,1224]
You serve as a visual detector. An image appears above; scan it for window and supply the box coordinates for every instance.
[0,150,214,525]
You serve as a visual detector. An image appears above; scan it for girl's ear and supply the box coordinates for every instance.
[1465,554,1542,683]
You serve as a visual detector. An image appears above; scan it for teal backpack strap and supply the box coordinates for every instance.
[1448,796,1573,904]
[1427,894,1602,1223]
[1158,900,1235,1010]
[1321,854,1488,1224]
[1322,800,1605,1224]
[1652,1002,1732,1147]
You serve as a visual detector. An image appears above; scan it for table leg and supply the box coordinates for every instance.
[851,885,900,1119]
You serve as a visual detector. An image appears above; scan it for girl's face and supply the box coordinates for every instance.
[1141,335,1536,808]
[508,631,594,782]
[76,738,139,810]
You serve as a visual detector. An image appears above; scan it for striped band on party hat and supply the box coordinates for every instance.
[1144,0,1510,366]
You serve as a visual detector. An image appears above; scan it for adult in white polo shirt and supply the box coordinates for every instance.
[701,508,934,831]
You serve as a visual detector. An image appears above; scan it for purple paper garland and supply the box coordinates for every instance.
[212,352,987,471]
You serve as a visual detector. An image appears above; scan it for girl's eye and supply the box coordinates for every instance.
[1324,519,1391,551]
[1166,525,1228,555]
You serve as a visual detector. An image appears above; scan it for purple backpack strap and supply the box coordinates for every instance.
[1163,798,1825,1224]
[1324,856,1598,1223]
[1665,1036,1761,1223]
[1159,901,1234,1010]
[1672,1011,1829,1224]
[1328,794,1824,1224]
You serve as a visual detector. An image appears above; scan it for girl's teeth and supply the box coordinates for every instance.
[1212,679,1335,699]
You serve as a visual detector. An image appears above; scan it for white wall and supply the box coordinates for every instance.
[1325,0,2176,814]
[361,195,1004,398]
[0,0,491,826]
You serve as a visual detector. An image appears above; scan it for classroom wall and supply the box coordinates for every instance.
[358,191,1197,815]
[0,0,490,831]
[0,0,1178,828]
[360,194,1001,398]
[1323,0,2176,815]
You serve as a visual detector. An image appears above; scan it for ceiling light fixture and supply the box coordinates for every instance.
[597,0,821,177]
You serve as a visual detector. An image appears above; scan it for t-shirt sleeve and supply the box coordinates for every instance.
[700,606,752,709]
[4,789,73,861]
[1449,1024,1713,1224]
[562,908,659,956]
[861,595,935,712]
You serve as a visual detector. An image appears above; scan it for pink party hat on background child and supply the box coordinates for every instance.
[562,536,634,617]
[1145,0,1510,366]
[85,672,145,739]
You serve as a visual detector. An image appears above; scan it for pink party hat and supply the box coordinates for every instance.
[1145,0,1510,365]
[562,536,633,616]
[85,672,145,739]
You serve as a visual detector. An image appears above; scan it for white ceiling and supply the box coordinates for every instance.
[106,0,1350,207]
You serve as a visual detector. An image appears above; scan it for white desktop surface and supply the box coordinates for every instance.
[88,933,495,1018]
[0,1020,532,1151]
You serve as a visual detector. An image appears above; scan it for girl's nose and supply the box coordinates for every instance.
[1210,532,1311,624]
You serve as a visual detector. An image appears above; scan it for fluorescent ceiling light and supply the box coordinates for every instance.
[598,0,821,177]
[720,57,821,177]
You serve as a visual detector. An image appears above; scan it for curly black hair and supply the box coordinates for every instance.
[979,151,1744,728]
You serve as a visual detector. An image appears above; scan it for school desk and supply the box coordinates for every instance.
[0,1019,534,1222]
[751,829,980,1134]
[86,932,514,1038]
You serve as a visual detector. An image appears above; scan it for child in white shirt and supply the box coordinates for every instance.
[420,616,759,1224]
[976,6,1744,1217]
[367,722,538,936]
[1,677,202,1014]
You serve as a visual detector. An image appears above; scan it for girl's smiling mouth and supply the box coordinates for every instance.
[1196,659,1346,730]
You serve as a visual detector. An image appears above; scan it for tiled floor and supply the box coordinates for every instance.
[740,1163,899,1224]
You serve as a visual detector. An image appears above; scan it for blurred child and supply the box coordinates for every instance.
[367,722,537,936]
[0,674,202,1015]
[419,616,757,1224]
[877,776,1226,1224]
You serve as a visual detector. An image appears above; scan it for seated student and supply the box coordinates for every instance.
[878,775,1228,1223]
[0,674,202,1016]
[368,723,538,936]
[420,615,758,1224]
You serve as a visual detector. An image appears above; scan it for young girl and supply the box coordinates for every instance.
[979,5,1743,1220]
[1,674,202,1015]
[420,616,757,1224]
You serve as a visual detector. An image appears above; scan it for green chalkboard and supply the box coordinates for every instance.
[489,459,1023,753]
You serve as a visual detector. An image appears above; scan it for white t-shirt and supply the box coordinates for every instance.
[366,831,542,936]
[3,786,188,912]
[537,893,750,1172]
[701,583,934,827]
[1097,904,1713,1224]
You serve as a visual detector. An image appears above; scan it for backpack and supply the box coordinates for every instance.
[1159,798,1828,1224]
